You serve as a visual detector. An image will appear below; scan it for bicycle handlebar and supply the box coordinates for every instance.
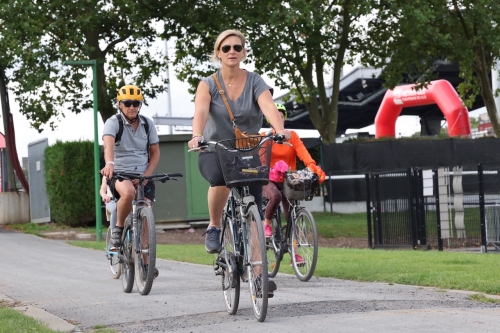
[111,172,184,183]
[188,132,290,152]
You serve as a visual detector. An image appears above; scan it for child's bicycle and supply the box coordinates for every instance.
[265,170,319,282]
[189,132,285,322]
[105,172,183,295]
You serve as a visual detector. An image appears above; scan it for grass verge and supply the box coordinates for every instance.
[0,304,57,333]
[73,241,500,295]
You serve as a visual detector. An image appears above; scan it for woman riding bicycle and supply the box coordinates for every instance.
[187,29,290,292]
[262,103,326,265]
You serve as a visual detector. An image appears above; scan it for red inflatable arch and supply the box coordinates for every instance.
[374,80,471,138]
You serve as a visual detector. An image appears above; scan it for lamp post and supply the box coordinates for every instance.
[63,59,102,241]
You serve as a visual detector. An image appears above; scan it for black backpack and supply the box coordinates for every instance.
[115,114,151,160]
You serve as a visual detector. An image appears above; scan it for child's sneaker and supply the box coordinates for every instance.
[290,254,306,267]
[264,224,272,238]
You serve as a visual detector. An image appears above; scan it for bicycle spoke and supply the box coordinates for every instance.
[221,214,240,315]
[291,208,318,282]
[245,205,268,322]
[106,228,122,279]
[134,207,156,295]
[122,228,135,293]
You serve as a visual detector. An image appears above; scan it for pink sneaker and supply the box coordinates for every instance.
[264,224,272,237]
[291,254,306,267]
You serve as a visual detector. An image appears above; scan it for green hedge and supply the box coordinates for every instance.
[44,140,95,226]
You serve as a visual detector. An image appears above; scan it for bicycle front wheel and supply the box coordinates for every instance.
[290,208,318,282]
[244,204,268,322]
[220,212,240,314]
[133,207,156,295]
[106,228,122,279]
[122,228,135,293]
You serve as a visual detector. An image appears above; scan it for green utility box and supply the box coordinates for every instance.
[152,134,209,223]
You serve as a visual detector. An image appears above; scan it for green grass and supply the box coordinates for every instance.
[0,301,117,333]
[7,211,366,239]
[0,305,58,333]
[314,212,368,238]
[5,222,100,237]
[73,241,500,296]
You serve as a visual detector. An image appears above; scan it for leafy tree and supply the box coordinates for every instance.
[1,0,176,131]
[364,0,500,136]
[469,115,479,129]
[165,0,374,143]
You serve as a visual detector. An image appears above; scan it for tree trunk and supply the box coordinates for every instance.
[475,44,500,137]
[0,65,18,191]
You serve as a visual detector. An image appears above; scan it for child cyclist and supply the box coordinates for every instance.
[261,103,326,265]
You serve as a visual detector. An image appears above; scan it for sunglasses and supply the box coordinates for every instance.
[122,101,141,107]
[221,44,243,53]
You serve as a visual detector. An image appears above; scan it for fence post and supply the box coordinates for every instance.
[365,173,373,249]
[328,172,333,215]
[374,173,383,246]
[478,163,487,253]
[415,168,427,247]
[433,168,443,251]
[408,168,418,249]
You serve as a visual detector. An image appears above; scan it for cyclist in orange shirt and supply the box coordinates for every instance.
[262,103,325,265]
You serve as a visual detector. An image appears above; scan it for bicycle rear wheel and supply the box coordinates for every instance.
[266,215,282,278]
[134,207,156,295]
[290,208,318,282]
[106,228,121,279]
[122,228,135,293]
[220,213,240,314]
[245,204,268,322]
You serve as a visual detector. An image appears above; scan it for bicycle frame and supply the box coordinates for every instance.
[221,186,255,274]
[271,198,301,257]
[105,171,183,294]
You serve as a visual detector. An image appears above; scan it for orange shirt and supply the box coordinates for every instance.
[263,131,316,171]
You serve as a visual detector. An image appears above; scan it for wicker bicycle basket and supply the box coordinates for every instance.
[283,169,319,201]
[215,137,272,188]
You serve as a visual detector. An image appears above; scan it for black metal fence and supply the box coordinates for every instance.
[366,163,500,251]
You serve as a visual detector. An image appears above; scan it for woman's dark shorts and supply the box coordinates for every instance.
[198,150,263,215]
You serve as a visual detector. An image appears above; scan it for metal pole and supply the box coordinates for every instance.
[63,60,102,242]
[433,168,443,251]
[365,173,373,249]
[478,163,487,253]
[164,39,172,135]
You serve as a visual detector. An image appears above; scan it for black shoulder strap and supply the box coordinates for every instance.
[140,115,151,161]
[140,114,150,139]
[115,114,124,146]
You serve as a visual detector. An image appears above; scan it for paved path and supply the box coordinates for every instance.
[1,227,500,332]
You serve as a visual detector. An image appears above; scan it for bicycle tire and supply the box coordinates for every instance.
[106,228,121,279]
[220,213,240,314]
[290,208,318,282]
[134,207,156,295]
[244,204,268,322]
[122,228,135,293]
[266,215,281,278]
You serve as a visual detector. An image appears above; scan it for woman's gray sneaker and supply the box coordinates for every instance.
[204,227,222,253]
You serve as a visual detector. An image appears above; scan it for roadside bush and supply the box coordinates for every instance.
[44,140,95,227]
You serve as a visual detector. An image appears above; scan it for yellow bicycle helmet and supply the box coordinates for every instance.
[117,85,144,102]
